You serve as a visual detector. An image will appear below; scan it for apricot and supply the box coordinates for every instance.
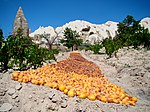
[68,89,75,97]
[31,79,38,85]
[64,89,68,94]
[78,92,87,99]
[88,94,96,101]
[100,96,107,103]
[131,97,138,102]
[59,85,66,92]
[12,71,20,77]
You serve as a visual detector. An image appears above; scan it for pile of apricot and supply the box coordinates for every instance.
[12,52,137,106]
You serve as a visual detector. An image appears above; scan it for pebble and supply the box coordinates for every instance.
[40,99,44,103]
[28,95,32,99]
[15,83,22,90]
[48,93,55,100]
[0,103,13,112]
[47,103,58,111]
[12,93,18,99]
[15,98,20,103]
[0,89,6,96]
[61,101,67,108]
[7,69,14,74]
[7,88,15,96]
[52,95,57,103]
[52,94,61,103]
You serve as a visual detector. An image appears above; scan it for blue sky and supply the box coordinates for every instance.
[0,0,150,37]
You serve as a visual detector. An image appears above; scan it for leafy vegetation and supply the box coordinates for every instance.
[0,28,58,71]
[102,15,150,57]
[102,38,115,57]
[60,27,83,51]
[84,43,103,54]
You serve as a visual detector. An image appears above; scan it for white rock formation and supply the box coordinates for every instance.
[30,26,56,37]
[29,18,150,45]
[140,17,150,31]
[30,26,55,44]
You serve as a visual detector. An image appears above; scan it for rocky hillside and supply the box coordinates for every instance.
[0,48,150,112]
[30,18,150,45]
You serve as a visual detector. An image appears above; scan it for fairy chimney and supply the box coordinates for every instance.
[12,7,29,36]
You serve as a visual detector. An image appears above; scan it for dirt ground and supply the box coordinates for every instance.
[0,48,150,112]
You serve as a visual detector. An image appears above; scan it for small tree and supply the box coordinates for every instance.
[0,28,59,71]
[6,34,31,70]
[38,29,60,50]
[102,38,115,58]
[85,44,102,54]
[102,15,150,58]
[0,29,9,70]
[61,27,83,51]
[116,15,150,49]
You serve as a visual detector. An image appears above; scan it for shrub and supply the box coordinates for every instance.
[102,15,150,58]
[60,27,83,51]
[102,38,115,58]
[85,44,102,54]
[0,28,59,71]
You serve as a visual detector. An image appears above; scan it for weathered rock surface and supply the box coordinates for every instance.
[0,103,13,112]
[15,83,22,90]
[7,88,15,96]
[12,7,29,37]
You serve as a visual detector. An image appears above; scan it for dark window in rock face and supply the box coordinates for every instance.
[89,32,94,35]
[81,26,90,32]
[12,7,29,37]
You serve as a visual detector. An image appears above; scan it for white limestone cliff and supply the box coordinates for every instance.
[140,17,150,31]
[29,18,150,45]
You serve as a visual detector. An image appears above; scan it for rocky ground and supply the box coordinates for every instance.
[0,47,150,112]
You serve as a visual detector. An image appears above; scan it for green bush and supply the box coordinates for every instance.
[60,27,83,51]
[85,44,102,54]
[0,28,59,71]
[102,38,115,57]
[102,15,150,58]
[116,15,150,49]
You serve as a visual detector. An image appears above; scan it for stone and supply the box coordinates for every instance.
[15,98,20,103]
[15,83,22,90]
[28,95,32,99]
[7,88,15,96]
[0,89,6,96]
[0,103,13,112]
[61,101,67,108]
[12,93,18,99]
[40,99,44,103]
[47,103,58,111]
[51,94,62,103]
[7,69,14,74]
[51,96,57,103]
[48,92,55,100]
[12,7,29,37]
